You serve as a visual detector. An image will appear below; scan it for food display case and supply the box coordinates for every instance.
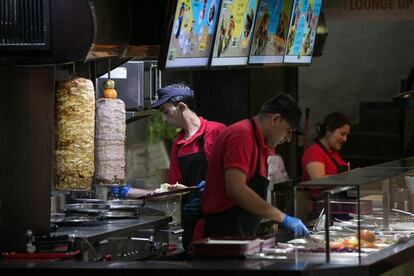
[4,158,414,274]
[248,157,414,264]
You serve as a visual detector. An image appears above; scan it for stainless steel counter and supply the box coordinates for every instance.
[2,234,414,275]
[54,216,170,241]
[53,216,172,261]
[4,156,414,273]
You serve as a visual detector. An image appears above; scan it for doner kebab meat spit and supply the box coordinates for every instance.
[55,77,95,190]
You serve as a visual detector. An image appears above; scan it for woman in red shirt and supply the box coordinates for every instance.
[302,112,351,181]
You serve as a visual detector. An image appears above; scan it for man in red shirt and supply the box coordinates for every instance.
[114,83,225,252]
[199,93,309,238]
[154,84,225,251]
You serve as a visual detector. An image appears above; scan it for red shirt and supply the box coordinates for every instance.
[167,117,225,184]
[301,142,347,181]
[201,117,275,214]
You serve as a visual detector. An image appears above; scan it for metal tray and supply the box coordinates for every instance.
[136,187,196,199]
[109,204,140,211]
[56,216,104,226]
[192,237,262,257]
[63,203,110,214]
[73,198,144,206]
[109,199,144,206]
[101,210,139,219]
[50,213,65,223]
[71,199,141,210]
[73,198,108,204]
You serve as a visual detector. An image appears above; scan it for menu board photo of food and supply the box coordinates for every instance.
[210,0,259,67]
[284,0,322,64]
[249,0,293,65]
[165,0,221,69]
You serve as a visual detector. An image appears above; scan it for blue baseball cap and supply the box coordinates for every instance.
[260,93,304,135]
[151,85,194,109]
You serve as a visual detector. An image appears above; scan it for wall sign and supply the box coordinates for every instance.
[324,0,414,20]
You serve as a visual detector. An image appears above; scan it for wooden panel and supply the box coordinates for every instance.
[0,66,54,252]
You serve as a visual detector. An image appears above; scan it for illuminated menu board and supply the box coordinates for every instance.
[249,0,293,65]
[165,0,221,69]
[284,0,322,64]
[210,0,259,67]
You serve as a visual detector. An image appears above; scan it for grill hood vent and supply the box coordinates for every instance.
[0,0,49,49]
[0,0,171,65]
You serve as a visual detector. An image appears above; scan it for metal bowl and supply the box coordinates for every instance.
[50,212,65,223]
[101,210,139,219]
[58,215,104,226]
[63,203,110,214]
[109,199,144,206]
[73,198,108,204]
[109,204,140,211]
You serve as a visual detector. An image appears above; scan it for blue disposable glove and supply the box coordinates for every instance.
[183,181,205,216]
[111,186,129,198]
[196,180,206,192]
[280,214,310,238]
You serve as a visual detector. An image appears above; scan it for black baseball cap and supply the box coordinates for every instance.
[151,84,194,109]
[260,93,304,135]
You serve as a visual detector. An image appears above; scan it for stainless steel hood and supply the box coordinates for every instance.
[0,0,172,65]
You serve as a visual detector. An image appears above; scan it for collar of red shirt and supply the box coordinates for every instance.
[252,116,275,156]
[176,116,206,145]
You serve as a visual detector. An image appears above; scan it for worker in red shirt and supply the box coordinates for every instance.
[153,84,225,252]
[301,112,351,181]
[198,93,309,239]
[301,112,351,216]
[113,84,225,252]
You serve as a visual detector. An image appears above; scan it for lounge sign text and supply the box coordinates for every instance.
[324,0,414,20]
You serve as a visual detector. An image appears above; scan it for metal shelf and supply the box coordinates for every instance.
[297,156,414,187]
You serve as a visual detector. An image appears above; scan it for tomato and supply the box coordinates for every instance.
[103,88,117,99]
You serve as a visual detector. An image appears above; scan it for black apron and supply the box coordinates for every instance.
[309,140,349,216]
[177,132,208,251]
[315,140,348,174]
[204,119,269,237]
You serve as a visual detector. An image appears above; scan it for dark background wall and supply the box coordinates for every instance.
[299,17,414,167]
[300,20,414,134]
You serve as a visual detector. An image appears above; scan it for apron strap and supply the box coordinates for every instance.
[196,133,205,154]
[176,128,206,156]
[315,140,346,169]
[250,118,263,176]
